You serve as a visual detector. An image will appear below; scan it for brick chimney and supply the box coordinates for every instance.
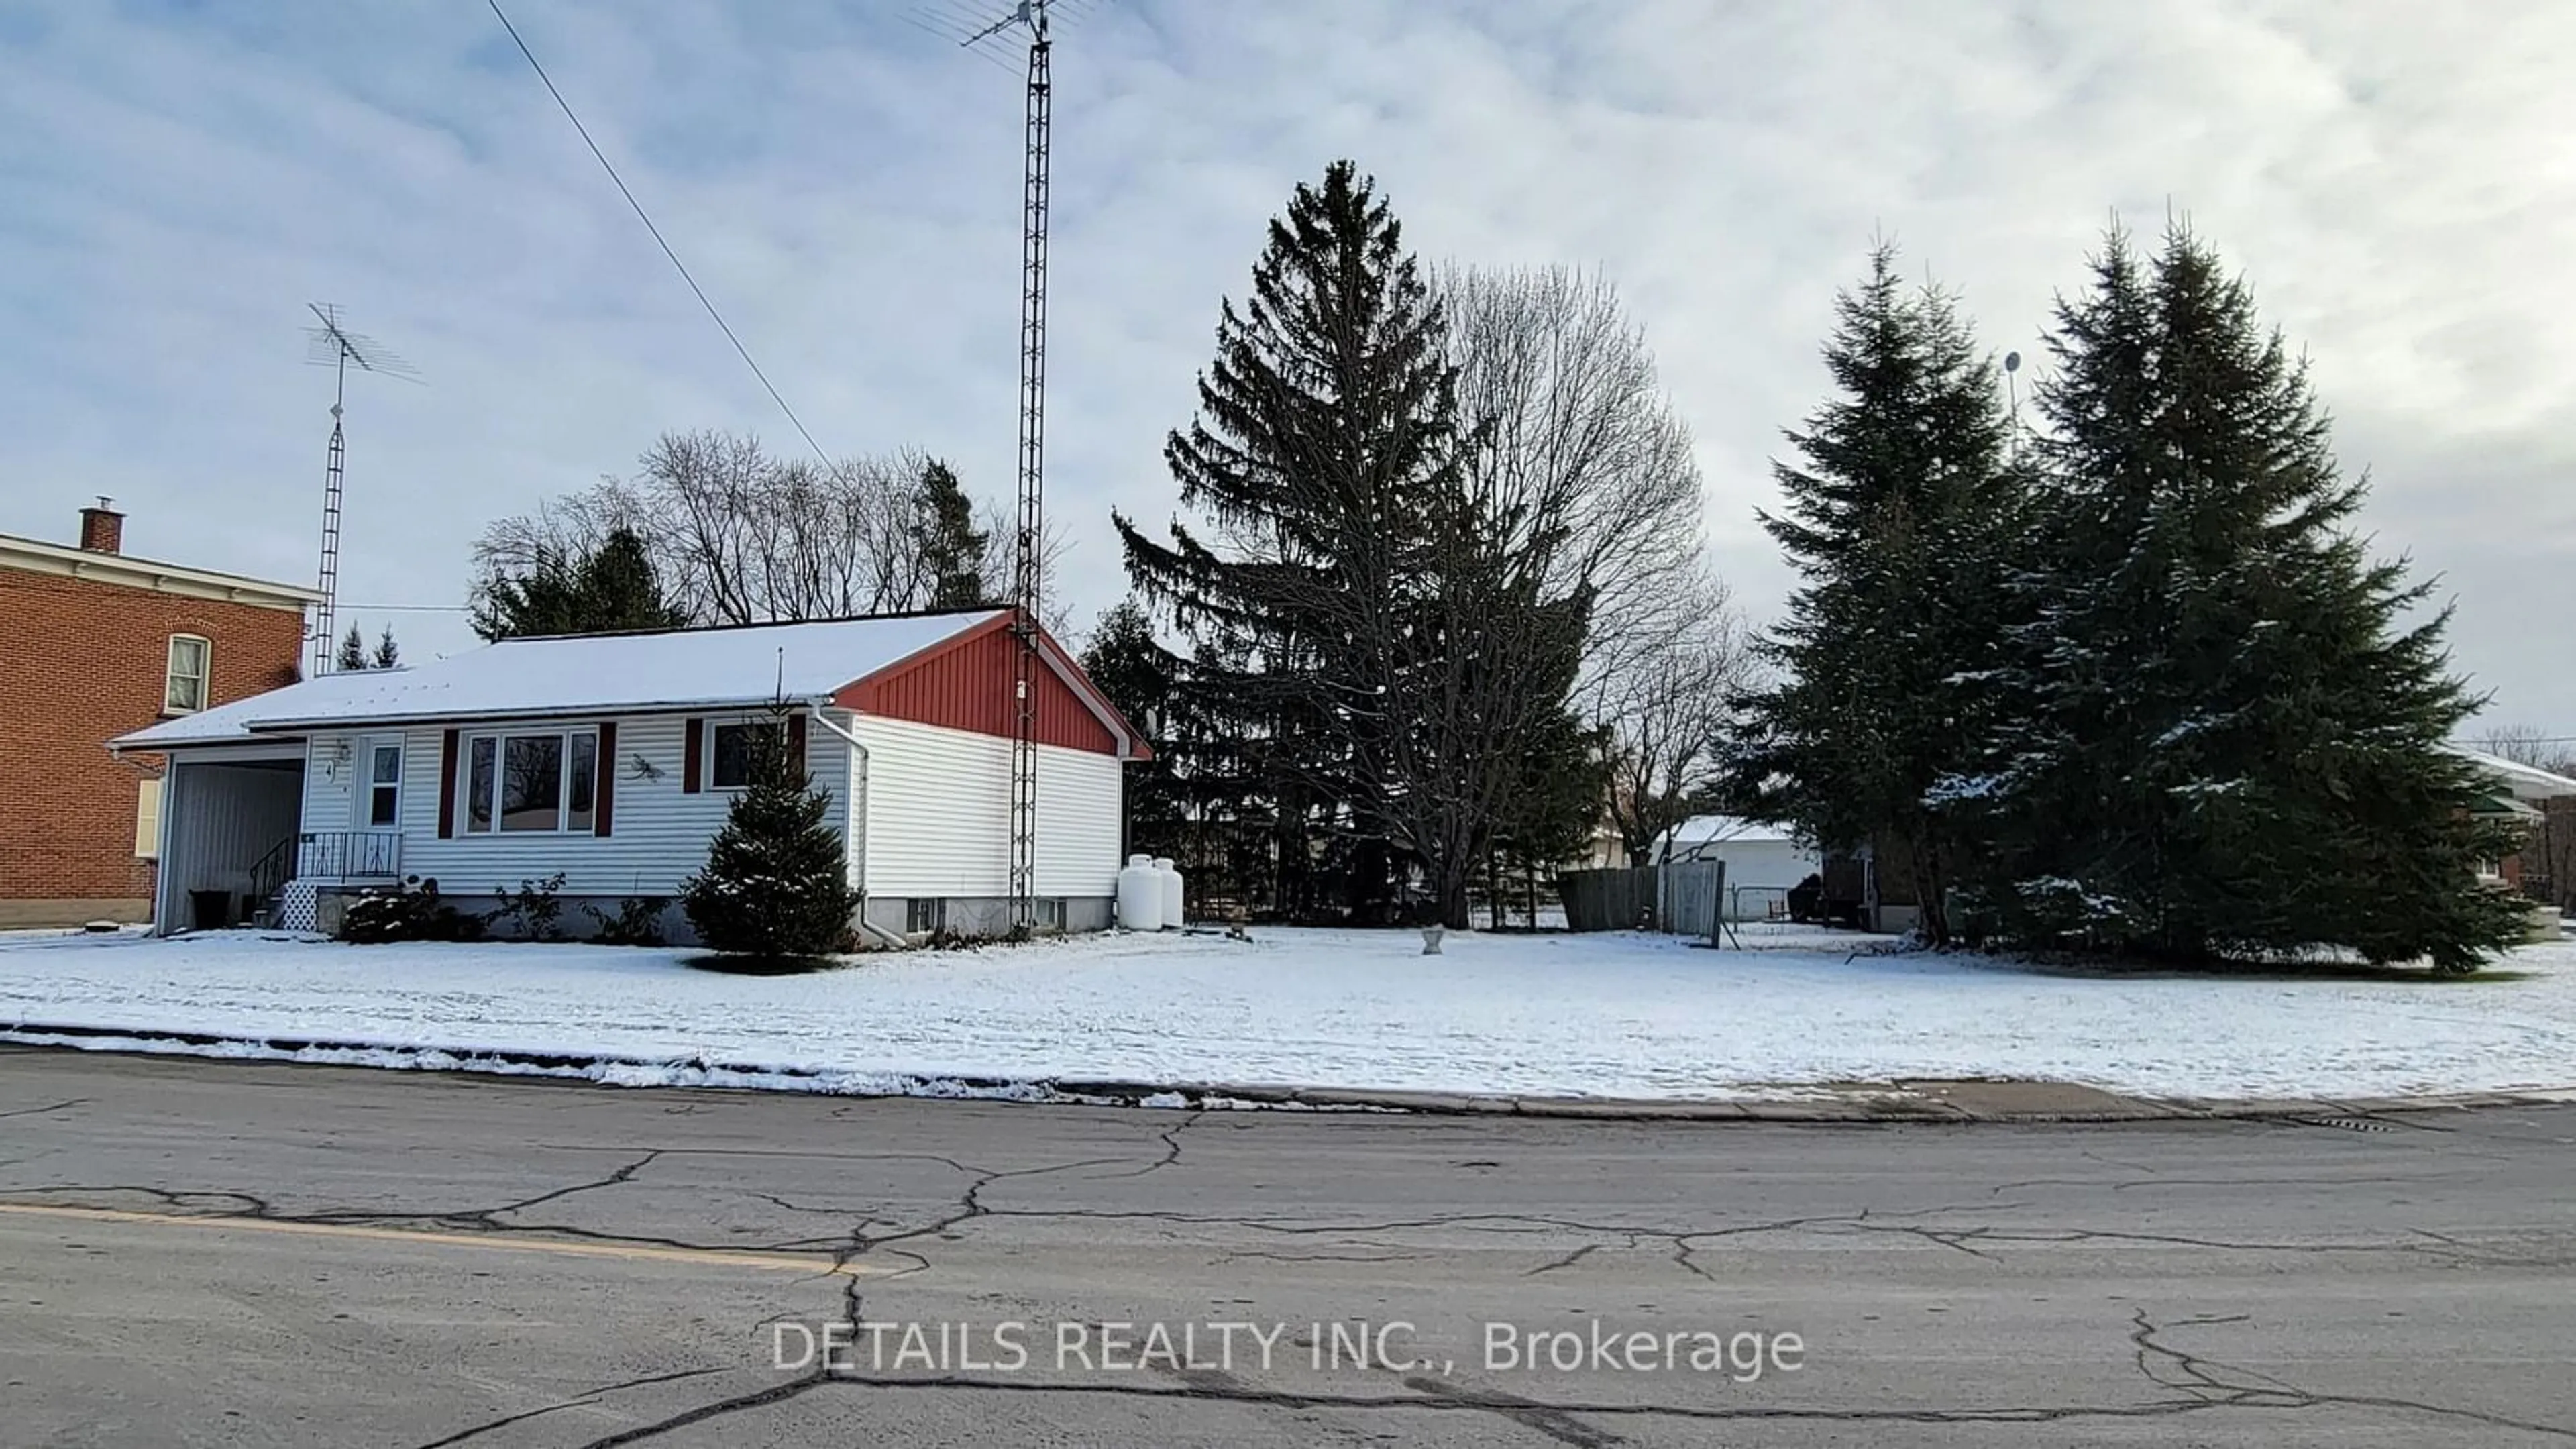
[78,497,123,555]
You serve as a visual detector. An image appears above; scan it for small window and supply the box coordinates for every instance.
[906,898,945,934]
[366,743,402,827]
[466,737,497,833]
[135,778,164,859]
[710,720,784,790]
[165,635,210,713]
[567,733,597,833]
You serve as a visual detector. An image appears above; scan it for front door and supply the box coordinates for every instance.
[358,737,404,830]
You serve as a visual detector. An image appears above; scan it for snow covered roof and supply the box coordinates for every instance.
[2453,747,2576,804]
[1665,814,1801,847]
[117,610,1009,749]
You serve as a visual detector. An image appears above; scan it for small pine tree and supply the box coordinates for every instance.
[371,625,400,669]
[335,624,369,672]
[680,714,861,959]
[916,460,993,610]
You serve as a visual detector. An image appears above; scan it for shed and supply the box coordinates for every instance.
[1652,815,1819,920]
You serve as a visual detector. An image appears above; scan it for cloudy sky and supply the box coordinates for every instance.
[3,1,2569,728]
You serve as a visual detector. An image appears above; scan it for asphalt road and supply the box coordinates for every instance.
[3,1046,2575,1447]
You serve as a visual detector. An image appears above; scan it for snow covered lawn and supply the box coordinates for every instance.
[3,925,2572,1101]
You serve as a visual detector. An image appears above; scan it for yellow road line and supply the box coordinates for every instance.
[0,1201,883,1276]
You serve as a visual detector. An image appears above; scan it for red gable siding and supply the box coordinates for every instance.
[837,619,1124,755]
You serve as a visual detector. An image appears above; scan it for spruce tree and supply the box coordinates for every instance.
[1114,160,1467,921]
[335,624,369,672]
[680,716,861,959]
[916,460,993,610]
[1968,224,2524,969]
[578,527,690,632]
[371,625,400,669]
[472,527,687,640]
[1079,599,1183,860]
[1729,244,2025,943]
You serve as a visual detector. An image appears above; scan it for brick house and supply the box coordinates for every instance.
[0,503,316,927]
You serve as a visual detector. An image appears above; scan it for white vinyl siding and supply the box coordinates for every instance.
[299,716,849,898]
[855,714,1122,900]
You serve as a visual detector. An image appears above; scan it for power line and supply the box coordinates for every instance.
[484,0,831,467]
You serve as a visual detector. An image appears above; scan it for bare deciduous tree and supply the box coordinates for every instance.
[1436,264,1709,704]
[2471,724,2576,780]
[470,430,1069,629]
[1436,264,1748,868]
[1601,571,1754,863]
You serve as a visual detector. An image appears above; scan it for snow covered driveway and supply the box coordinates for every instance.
[3,926,2573,1101]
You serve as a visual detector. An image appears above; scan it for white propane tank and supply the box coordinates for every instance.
[1154,857,1185,929]
[1117,855,1162,931]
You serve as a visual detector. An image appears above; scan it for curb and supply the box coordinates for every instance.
[8,1022,2574,1123]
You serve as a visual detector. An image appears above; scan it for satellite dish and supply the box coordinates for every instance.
[2004,350,2022,373]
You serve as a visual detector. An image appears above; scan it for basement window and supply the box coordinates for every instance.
[164,635,209,714]
[906,898,945,934]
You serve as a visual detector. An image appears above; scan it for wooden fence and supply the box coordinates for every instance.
[1556,861,1727,941]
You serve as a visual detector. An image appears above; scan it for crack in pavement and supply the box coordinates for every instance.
[537,1363,2576,1439]
[409,1365,734,1449]
[0,1097,89,1120]
[9,1167,2538,1273]
[2125,1307,2576,1439]
[1988,1173,2424,1197]
[545,1117,1223,1444]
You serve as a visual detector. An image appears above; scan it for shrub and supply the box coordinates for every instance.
[340,877,487,944]
[584,895,672,947]
[490,873,568,941]
[681,714,860,961]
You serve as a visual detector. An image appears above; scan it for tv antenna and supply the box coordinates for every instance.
[915,0,1087,937]
[303,303,421,675]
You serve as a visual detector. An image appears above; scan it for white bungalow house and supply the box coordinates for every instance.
[110,609,1151,945]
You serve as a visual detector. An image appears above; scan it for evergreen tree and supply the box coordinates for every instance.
[1079,598,1183,860]
[680,714,861,959]
[579,527,690,631]
[916,460,993,610]
[1962,224,2524,970]
[473,527,688,640]
[1728,244,2025,943]
[371,625,400,669]
[335,624,369,672]
[1115,160,1468,921]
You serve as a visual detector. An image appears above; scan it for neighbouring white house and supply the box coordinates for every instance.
[109,609,1152,945]
[1650,814,1821,920]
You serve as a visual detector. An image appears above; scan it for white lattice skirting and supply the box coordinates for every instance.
[276,879,320,934]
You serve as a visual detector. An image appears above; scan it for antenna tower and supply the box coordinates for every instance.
[303,304,421,675]
[933,0,1074,938]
